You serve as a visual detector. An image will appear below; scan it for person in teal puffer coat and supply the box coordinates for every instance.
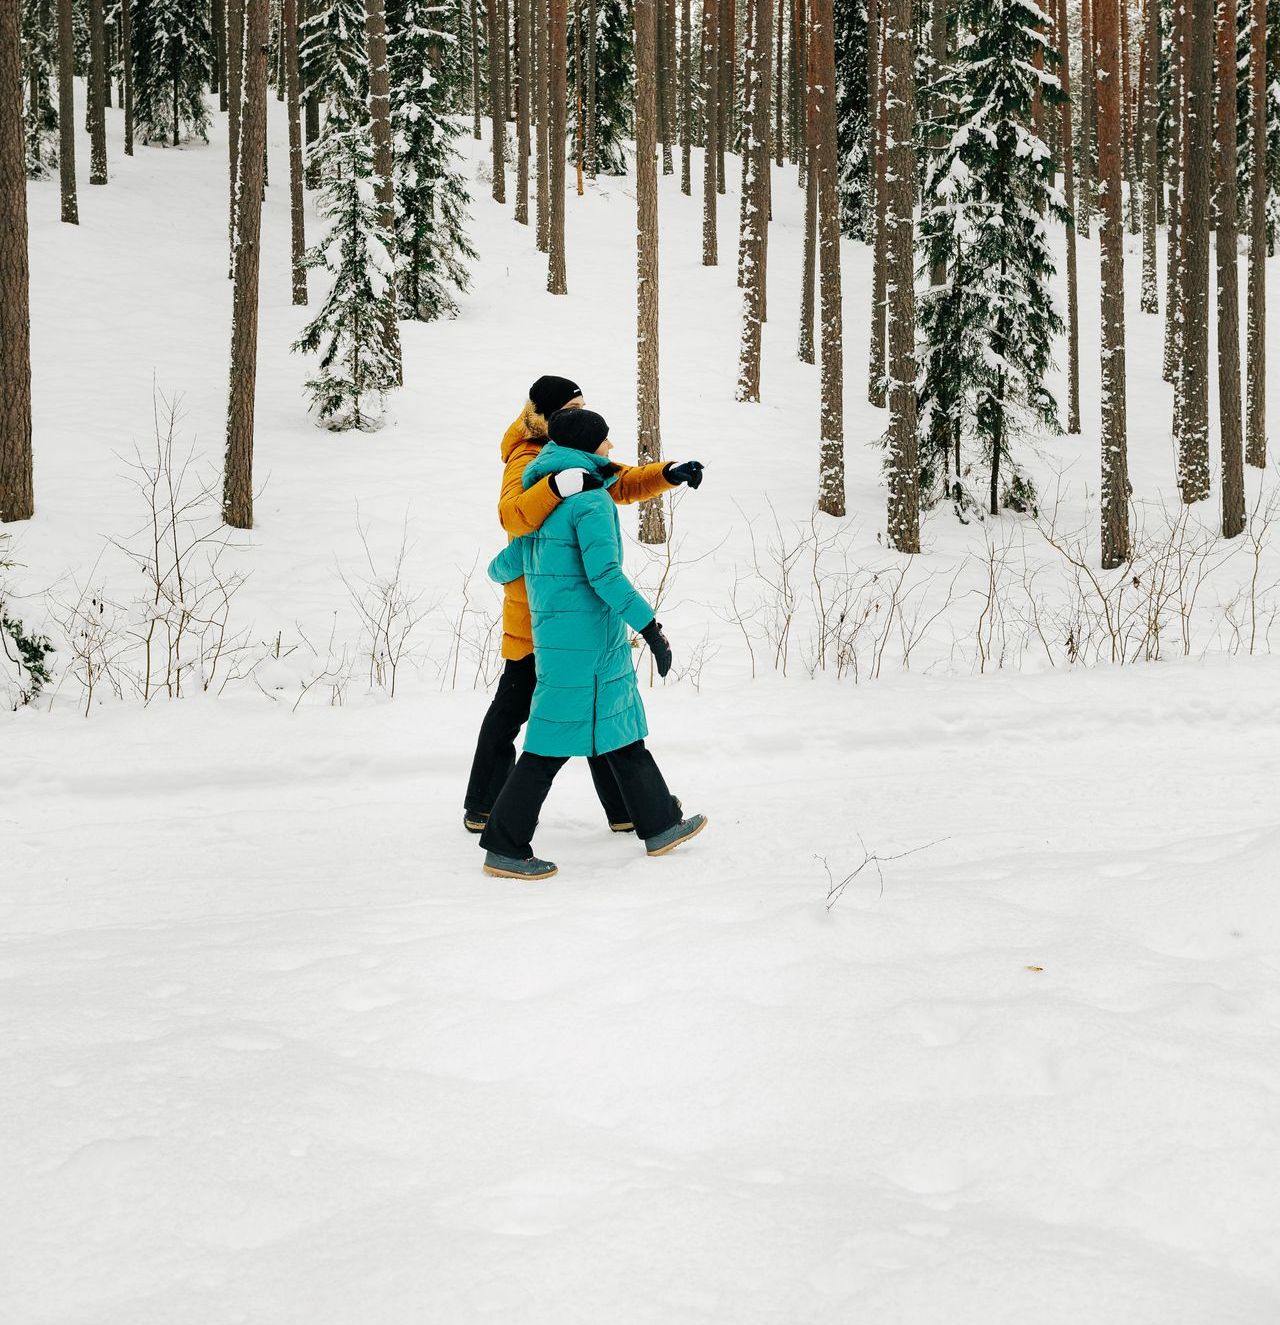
[479,408,707,880]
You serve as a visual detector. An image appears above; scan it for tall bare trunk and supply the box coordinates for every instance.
[1139,0,1159,311]
[365,0,402,381]
[121,0,133,155]
[737,0,773,403]
[868,5,887,407]
[548,0,568,292]
[1245,0,1267,466]
[1057,0,1081,431]
[635,0,667,543]
[516,0,530,222]
[471,0,482,138]
[1120,0,1139,231]
[1175,0,1212,502]
[285,0,306,304]
[680,0,692,191]
[486,0,506,201]
[1216,0,1244,536]
[812,0,844,515]
[56,0,78,224]
[702,0,719,263]
[1078,0,1094,234]
[228,0,244,265]
[224,0,269,531]
[1,0,33,523]
[774,0,785,165]
[1162,0,1184,378]
[929,0,947,285]
[536,0,550,249]
[1096,0,1130,566]
[88,0,108,184]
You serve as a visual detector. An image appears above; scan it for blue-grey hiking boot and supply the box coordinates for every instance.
[645,814,707,857]
[612,797,681,835]
[483,851,558,880]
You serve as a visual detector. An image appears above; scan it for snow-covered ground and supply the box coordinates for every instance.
[4,96,1280,1321]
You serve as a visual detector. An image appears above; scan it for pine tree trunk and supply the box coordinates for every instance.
[88,0,108,184]
[1079,0,1094,234]
[1216,0,1244,536]
[586,0,597,175]
[793,0,806,183]
[1246,0,1267,466]
[213,0,226,103]
[224,0,269,531]
[680,0,692,192]
[515,0,530,221]
[799,131,816,362]
[1,0,32,524]
[813,0,845,515]
[1162,0,1183,378]
[285,0,306,304]
[737,0,773,403]
[1139,0,1159,311]
[1176,0,1212,503]
[499,0,511,121]
[548,0,568,292]
[720,0,733,181]
[737,0,755,290]
[658,0,672,175]
[774,0,785,166]
[536,0,550,250]
[883,0,918,551]
[486,0,506,201]
[1057,0,1081,432]
[868,4,887,407]
[864,0,878,236]
[702,0,719,262]
[1096,0,1130,566]
[228,0,244,265]
[1120,0,1139,232]
[471,0,482,138]
[56,0,77,224]
[121,0,133,155]
[635,0,667,543]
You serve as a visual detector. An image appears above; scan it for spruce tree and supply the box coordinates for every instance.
[294,0,398,428]
[834,0,870,240]
[293,115,399,429]
[133,0,213,146]
[915,0,1064,517]
[387,0,475,320]
[21,0,58,179]
[590,0,634,174]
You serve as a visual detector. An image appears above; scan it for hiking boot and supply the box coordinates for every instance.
[645,814,707,857]
[463,810,489,834]
[483,851,558,880]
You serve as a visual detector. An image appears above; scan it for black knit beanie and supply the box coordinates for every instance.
[528,375,583,419]
[549,408,610,453]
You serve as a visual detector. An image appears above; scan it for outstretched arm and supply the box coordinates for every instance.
[572,497,655,632]
[488,539,525,586]
[607,460,676,507]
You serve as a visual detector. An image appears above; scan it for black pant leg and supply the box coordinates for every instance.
[480,751,570,858]
[587,756,632,827]
[464,656,537,814]
[602,741,682,841]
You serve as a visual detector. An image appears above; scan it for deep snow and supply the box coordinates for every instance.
[4,88,1280,1323]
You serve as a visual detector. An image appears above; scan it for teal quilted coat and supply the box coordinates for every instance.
[488,443,655,757]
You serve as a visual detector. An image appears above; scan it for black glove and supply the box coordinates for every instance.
[641,620,672,677]
[664,461,704,490]
[549,469,604,498]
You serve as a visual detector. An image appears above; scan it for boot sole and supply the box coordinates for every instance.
[464,822,486,834]
[646,816,708,857]
[483,863,558,880]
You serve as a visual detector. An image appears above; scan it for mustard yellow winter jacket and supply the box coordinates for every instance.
[497,404,674,661]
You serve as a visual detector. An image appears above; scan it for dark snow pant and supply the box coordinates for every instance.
[464,656,630,825]
[480,740,682,859]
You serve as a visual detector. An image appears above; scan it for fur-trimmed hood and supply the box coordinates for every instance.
[500,402,550,462]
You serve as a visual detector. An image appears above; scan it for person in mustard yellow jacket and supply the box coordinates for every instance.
[463,375,705,834]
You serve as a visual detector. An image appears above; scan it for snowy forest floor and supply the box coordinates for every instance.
[4,96,1280,1321]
